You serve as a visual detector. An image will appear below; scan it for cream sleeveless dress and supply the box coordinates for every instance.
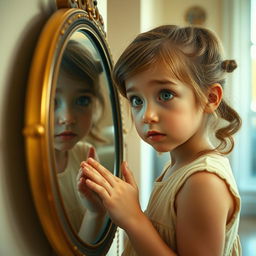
[58,142,91,232]
[122,153,242,256]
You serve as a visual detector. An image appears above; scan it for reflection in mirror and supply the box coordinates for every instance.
[53,33,115,244]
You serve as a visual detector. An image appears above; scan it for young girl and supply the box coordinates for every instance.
[55,39,107,241]
[78,25,242,255]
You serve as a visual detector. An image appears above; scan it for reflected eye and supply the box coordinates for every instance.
[129,96,143,107]
[54,98,60,109]
[75,96,92,106]
[159,90,174,101]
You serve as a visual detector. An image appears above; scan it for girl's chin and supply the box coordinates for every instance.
[152,145,173,153]
[54,143,77,152]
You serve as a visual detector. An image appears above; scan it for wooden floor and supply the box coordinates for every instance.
[238,216,256,256]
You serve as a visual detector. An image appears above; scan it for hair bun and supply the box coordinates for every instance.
[221,59,237,73]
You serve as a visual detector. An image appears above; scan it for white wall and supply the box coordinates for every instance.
[170,0,221,32]
[107,0,142,199]
[141,0,221,39]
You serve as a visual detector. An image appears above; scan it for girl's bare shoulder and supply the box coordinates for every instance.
[175,171,234,222]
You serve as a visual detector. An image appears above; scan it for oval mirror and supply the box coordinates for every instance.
[23,2,123,255]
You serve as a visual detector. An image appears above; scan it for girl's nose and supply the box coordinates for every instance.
[58,116,75,125]
[142,104,159,124]
[57,108,75,125]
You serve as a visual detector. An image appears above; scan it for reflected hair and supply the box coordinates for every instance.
[113,25,242,154]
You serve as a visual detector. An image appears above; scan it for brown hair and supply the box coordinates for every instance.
[113,25,241,154]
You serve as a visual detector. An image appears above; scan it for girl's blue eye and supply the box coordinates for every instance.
[159,90,174,101]
[130,96,143,107]
[75,96,92,106]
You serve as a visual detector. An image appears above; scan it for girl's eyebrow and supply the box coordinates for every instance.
[125,87,135,94]
[126,79,177,93]
[76,88,94,93]
[56,88,94,93]
[150,79,177,85]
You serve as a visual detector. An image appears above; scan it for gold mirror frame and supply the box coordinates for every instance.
[23,1,123,255]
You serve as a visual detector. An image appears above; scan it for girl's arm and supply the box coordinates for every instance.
[78,210,107,243]
[175,171,234,256]
[122,211,177,256]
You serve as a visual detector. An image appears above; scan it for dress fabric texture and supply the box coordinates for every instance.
[57,142,90,232]
[122,153,242,256]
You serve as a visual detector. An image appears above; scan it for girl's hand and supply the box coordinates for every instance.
[77,147,106,215]
[82,158,143,230]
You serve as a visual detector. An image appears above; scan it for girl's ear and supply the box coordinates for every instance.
[204,83,223,113]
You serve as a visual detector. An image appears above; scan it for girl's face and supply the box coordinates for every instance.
[54,69,95,152]
[125,63,206,153]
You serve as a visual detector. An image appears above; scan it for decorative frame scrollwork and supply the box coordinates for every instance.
[57,0,105,34]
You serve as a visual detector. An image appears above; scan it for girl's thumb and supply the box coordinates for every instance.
[121,161,136,187]
[87,146,96,160]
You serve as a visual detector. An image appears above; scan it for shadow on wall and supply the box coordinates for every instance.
[1,3,56,255]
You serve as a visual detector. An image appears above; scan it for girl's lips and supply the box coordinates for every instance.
[55,131,77,140]
[147,130,165,137]
[146,131,166,142]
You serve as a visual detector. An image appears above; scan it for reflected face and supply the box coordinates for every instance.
[125,64,205,153]
[54,69,95,152]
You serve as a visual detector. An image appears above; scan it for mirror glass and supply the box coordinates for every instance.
[53,30,115,245]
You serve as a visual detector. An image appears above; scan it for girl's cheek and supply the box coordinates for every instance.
[134,113,143,126]
[130,110,137,122]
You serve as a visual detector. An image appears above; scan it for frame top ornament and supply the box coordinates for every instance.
[56,0,104,31]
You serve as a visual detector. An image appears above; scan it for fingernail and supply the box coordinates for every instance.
[88,157,95,162]
[82,164,90,171]
[80,161,86,167]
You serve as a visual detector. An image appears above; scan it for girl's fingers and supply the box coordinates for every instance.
[80,161,86,168]
[87,158,117,187]
[82,163,113,195]
[78,177,90,195]
[121,161,137,188]
[85,179,110,202]
[76,168,84,183]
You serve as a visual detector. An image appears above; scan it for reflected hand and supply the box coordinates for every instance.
[77,147,106,215]
[82,158,143,231]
